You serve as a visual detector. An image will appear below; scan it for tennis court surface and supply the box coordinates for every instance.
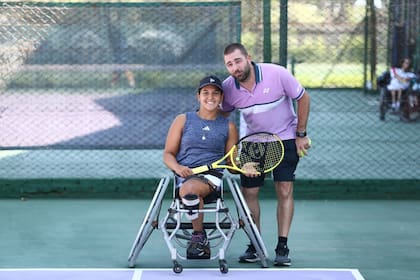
[0,268,365,280]
[1,199,419,280]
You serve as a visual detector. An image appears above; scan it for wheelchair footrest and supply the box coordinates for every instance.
[186,254,211,259]
[165,222,232,230]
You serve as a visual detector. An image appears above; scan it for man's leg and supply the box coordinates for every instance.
[241,186,261,230]
[273,181,294,266]
[275,181,294,238]
[271,139,299,266]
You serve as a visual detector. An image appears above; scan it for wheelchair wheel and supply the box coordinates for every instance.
[379,87,387,121]
[128,176,170,268]
[219,259,228,274]
[173,261,183,274]
[403,93,420,121]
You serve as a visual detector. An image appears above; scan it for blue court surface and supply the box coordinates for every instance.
[0,268,365,280]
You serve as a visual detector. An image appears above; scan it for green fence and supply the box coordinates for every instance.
[0,1,419,190]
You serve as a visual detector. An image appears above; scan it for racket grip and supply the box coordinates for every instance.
[191,165,210,174]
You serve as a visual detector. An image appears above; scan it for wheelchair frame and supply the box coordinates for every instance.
[127,173,269,274]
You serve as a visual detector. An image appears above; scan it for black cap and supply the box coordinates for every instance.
[198,75,223,92]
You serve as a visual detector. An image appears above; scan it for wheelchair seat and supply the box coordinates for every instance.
[173,182,220,205]
[127,172,269,274]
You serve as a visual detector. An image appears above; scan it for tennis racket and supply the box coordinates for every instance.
[191,132,284,175]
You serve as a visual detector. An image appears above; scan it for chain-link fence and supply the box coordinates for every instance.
[0,1,419,186]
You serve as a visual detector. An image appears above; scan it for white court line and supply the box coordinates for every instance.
[131,269,142,280]
[0,268,366,280]
[0,150,27,159]
[350,269,366,280]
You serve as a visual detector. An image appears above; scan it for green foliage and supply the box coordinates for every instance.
[294,63,365,88]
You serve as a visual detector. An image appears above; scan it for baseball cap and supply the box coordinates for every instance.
[198,75,223,92]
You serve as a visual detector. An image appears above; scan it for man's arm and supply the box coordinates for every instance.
[296,91,310,133]
[295,91,311,156]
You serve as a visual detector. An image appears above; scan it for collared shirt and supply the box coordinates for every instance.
[221,62,305,140]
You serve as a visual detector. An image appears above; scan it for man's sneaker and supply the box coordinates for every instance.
[186,231,210,259]
[274,245,291,266]
[238,244,260,263]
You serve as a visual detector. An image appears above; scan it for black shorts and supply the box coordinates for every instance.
[241,139,299,188]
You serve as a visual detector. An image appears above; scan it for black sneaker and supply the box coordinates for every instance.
[239,244,260,263]
[274,245,291,266]
[186,231,210,259]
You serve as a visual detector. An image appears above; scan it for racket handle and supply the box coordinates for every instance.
[191,165,210,174]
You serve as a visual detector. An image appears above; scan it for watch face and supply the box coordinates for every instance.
[296,131,306,137]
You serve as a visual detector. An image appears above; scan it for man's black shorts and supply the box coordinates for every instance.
[241,139,299,188]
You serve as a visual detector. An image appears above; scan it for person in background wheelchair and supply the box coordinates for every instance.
[387,58,416,112]
[162,75,239,259]
[378,58,418,121]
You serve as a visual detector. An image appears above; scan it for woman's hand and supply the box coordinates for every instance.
[174,165,193,178]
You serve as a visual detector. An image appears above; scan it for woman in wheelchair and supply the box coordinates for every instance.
[387,58,416,111]
[162,75,239,259]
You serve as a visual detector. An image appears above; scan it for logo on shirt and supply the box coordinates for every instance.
[263,88,270,94]
[201,126,210,140]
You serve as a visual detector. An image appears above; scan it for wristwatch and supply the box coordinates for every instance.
[296,130,307,137]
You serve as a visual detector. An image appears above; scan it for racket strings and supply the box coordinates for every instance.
[237,134,284,173]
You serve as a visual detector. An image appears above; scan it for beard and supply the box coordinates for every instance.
[234,61,252,83]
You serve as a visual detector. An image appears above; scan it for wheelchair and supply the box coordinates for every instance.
[378,71,420,122]
[127,173,269,274]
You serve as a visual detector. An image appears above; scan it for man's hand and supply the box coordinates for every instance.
[296,136,312,157]
[241,162,261,177]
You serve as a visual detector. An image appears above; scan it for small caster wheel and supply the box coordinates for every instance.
[173,261,183,274]
[219,259,228,274]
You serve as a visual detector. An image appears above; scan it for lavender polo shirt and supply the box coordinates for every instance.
[221,62,305,140]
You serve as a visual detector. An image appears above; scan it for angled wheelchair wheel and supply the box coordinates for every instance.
[128,175,171,268]
[225,176,269,268]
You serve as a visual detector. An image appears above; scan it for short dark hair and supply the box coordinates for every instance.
[224,43,248,56]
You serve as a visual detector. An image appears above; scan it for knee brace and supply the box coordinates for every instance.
[182,193,200,220]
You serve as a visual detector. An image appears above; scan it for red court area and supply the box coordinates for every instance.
[0,268,365,280]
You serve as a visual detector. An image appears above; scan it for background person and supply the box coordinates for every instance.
[387,58,415,111]
[107,18,136,88]
[220,43,311,266]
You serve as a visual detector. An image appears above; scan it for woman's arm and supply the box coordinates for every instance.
[163,114,191,177]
